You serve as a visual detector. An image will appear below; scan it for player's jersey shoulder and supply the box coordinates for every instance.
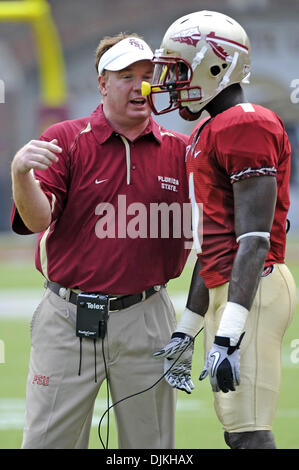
[208,103,290,182]
[212,103,285,134]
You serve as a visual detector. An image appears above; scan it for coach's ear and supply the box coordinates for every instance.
[98,72,108,97]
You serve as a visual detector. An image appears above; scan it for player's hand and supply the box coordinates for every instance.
[153,333,195,394]
[199,333,244,393]
[12,139,62,175]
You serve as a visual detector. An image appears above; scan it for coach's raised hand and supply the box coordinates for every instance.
[12,139,62,174]
[11,139,62,232]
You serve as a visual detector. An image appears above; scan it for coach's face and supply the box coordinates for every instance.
[99,60,154,127]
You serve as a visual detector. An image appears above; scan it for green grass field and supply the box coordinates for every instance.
[0,237,298,449]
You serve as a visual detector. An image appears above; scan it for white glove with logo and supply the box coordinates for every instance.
[153,333,195,394]
[199,333,244,393]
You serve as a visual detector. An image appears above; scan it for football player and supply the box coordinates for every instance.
[150,11,297,449]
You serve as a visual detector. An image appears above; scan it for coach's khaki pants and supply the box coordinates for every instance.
[22,287,177,449]
[204,263,296,433]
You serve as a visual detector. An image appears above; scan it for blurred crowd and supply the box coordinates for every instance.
[0,0,298,231]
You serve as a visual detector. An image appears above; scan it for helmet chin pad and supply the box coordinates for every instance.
[179,107,203,121]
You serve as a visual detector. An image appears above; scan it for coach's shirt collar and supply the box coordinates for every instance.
[89,104,163,145]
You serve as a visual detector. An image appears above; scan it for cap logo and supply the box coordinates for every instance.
[97,37,153,75]
[129,38,144,50]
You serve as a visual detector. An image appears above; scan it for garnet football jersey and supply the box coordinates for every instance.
[186,103,291,288]
[12,105,191,294]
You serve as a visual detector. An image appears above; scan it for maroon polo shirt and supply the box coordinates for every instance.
[12,105,190,294]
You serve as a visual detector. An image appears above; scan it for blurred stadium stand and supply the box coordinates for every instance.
[0,0,298,232]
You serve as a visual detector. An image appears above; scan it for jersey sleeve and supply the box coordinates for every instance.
[214,116,281,184]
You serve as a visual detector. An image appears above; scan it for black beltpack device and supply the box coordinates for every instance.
[76,293,109,339]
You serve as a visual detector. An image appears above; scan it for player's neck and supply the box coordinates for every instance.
[205,84,247,117]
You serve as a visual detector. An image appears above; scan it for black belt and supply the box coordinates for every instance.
[46,281,163,311]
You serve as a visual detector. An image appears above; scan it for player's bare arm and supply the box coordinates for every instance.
[200,175,277,392]
[11,139,62,233]
[186,258,209,317]
[213,175,277,346]
[229,175,277,309]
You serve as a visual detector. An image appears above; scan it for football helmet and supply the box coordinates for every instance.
[144,10,251,120]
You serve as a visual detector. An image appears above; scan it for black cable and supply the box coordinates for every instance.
[93,339,97,383]
[97,326,204,449]
[78,337,82,376]
[99,336,110,449]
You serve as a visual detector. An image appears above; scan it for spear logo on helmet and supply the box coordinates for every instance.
[171,28,248,61]
[170,27,202,47]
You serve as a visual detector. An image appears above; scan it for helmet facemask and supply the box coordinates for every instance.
[147,54,203,115]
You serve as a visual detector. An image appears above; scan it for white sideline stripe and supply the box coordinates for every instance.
[0,290,188,318]
[0,398,206,430]
[1,288,299,318]
[0,290,44,318]
[0,398,299,430]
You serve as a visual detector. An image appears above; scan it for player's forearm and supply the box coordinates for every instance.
[173,259,208,338]
[228,236,270,310]
[218,176,276,345]
[11,166,51,233]
[186,258,209,316]
[215,236,269,345]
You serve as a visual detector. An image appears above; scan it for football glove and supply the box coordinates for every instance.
[153,333,194,394]
[199,333,244,393]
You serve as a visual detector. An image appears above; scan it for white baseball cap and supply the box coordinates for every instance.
[97,37,153,75]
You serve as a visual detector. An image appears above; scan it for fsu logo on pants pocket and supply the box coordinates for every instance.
[32,374,49,386]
